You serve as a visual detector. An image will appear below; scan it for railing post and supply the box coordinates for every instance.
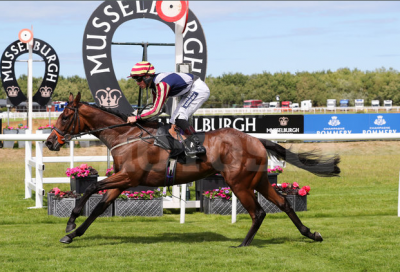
[70,141,74,168]
[180,184,186,223]
[24,130,32,199]
[35,141,44,208]
[232,193,237,223]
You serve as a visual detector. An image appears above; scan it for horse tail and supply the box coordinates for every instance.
[257,138,341,177]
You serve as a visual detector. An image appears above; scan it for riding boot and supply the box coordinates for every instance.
[174,119,206,156]
[185,134,206,156]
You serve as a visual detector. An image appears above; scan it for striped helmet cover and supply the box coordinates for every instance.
[128,61,155,78]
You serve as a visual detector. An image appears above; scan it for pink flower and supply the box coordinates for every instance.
[293,182,299,188]
[303,186,311,193]
[281,183,288,189]
[79,164,88,170]
[52,187,60,195]
[272,183,276,187]
[298,188,307,196]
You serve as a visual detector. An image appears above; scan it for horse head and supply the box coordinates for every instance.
[46,92,85,151]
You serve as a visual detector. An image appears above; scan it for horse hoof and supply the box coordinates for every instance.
[314,232,323,242]
[66,223,76,233]
[60,235,73,244]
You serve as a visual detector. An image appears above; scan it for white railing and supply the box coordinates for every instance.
[2,130,400,222]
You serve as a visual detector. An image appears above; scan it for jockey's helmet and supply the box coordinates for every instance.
[127,61,155,78]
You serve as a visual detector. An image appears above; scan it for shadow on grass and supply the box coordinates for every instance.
[64,231,310,248]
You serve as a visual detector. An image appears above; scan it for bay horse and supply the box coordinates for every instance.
[45,93,340,246]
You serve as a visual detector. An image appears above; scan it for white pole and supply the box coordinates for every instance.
[232,193,237,223]
[398,171,400,217]
[24,130,32,199]
[27,42,33,131]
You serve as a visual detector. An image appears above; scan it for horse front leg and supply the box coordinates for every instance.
[60,188,122,244]
[65,173,130,233]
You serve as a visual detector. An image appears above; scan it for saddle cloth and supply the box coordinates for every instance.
[154,123,205,164]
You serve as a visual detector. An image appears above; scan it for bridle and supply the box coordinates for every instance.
[52,104,156,147]
[53,105,81,145]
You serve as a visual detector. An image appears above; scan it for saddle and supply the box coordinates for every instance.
[154,123,205,164]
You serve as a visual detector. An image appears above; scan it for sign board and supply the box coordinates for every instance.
[0,39,59,106]
[82,1,207,115]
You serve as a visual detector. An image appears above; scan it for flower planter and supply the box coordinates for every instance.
[2,129,17,148]
[18,129,26,148]
[37,129,52,134]
[114,198,163,217]
[257,193,307,213]
[82,194,113,217]
[70,175,98,194]
[53,198,79,217]
[203,198,248,215]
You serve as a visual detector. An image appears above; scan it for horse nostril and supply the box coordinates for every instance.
[45,141,52,148]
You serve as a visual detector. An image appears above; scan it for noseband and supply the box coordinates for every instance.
[53,105,80,145]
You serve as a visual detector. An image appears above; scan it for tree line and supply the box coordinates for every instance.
[1,67,399,107]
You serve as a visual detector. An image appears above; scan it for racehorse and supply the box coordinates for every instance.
[45,93,340,246]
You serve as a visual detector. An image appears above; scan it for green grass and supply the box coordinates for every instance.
[1,141,400,271]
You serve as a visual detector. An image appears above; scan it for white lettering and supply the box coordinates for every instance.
[46,54,57,64]
[233,118,244,131]
[86,35,108,50]
[48,63,58,73]
[136,1,147,13]
[149,1,157,15]
[104,5,120,22]
[246,118,256,132]
[1,60,12,69]
[1,70,13,81]
[87,54,110,75]
[40,45,51,57]
[118,1,134,17]
[10,45,18,55]
[184,38,203,54]
[5,51,14,60]
[203,119,211,132]
[223,118,232,128]
[17,42,26,53]
[33,41,41,51]
[46,73,58,83]
[92,17,111,33]
[183,57,202,73]
[183,20,198,37]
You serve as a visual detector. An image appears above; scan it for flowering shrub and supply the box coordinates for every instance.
[106,167,115,177]
[37,124,54,130]
[49,187,106,199]
[268,166,283,174]
[272,182,310,196]
[4,126,18,130]
[203,187,233,200]
[66,163,98,178]
[118,188,165,200]
[49,187,80,199]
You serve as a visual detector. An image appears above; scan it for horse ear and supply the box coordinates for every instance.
[73,92,81,106]
[68,93,74,103]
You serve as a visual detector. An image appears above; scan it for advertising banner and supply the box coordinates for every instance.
[304,114,400,134]
[159,115,304,134]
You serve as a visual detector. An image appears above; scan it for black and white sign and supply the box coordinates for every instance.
[194,115,304,134]
[83,1,207,115]
[0,39,59,106]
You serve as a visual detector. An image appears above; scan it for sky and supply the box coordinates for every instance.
[0,1,399,80]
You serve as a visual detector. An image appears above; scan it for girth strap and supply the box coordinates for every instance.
[165,158,177,187]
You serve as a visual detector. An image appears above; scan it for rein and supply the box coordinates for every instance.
[53,105,157,149]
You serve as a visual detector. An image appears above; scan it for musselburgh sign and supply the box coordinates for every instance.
[83,1,207,115]
[1,39,59,106]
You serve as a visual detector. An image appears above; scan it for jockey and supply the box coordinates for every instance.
[127,61,210,156]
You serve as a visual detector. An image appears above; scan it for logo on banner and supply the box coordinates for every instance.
[328,116,341,126]
[40,86,52,97]
[374,115,386,126]
[279,117,289,126]
[6,86,19,97]
[95,88,122,108]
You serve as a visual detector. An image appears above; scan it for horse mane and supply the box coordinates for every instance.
[79,101,160,129]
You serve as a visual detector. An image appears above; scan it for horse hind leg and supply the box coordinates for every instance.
[255,175,323,242]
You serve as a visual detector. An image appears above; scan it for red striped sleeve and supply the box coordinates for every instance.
[138,82,169,120]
